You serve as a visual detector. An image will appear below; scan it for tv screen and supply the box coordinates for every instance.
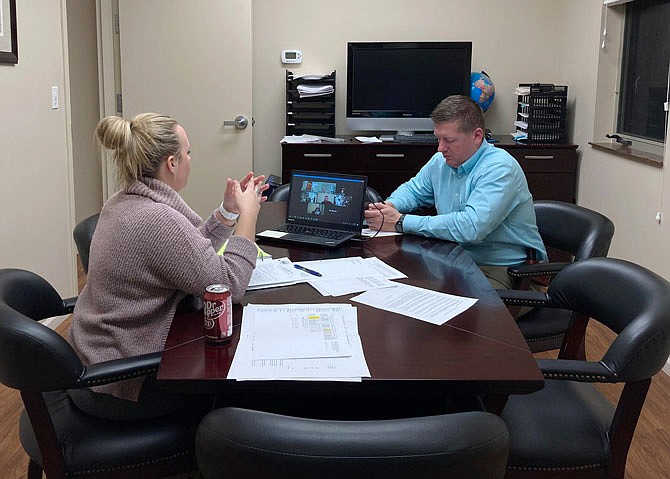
[346,42,472,134]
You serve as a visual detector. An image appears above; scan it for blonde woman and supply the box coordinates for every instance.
[68,113,266,420]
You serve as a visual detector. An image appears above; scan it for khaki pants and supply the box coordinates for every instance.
[479,264,543,318]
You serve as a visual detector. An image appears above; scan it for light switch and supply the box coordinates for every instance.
[51,86,59,109]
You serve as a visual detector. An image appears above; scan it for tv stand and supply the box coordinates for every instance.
[281,135,577,202]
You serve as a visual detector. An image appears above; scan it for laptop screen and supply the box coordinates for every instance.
[286,170,368,231]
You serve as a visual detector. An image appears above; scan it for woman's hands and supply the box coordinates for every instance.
[222,172,268,215]
[219,172,269,241]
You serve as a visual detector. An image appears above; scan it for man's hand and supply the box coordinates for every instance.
[364,202,402,232]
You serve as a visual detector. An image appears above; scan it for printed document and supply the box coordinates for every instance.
[247,257,313,290]
[246,304,351,360]
[295,256,406,296]
[228,303,370,381]
[351,283,477,325]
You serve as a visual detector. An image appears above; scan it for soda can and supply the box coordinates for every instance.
[203,284,232,344]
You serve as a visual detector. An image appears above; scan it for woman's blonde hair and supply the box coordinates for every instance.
[95,112,181,189]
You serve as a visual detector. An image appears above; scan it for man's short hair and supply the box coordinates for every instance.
[430,95,485,133]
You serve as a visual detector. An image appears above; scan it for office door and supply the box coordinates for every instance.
[117,0,253,218]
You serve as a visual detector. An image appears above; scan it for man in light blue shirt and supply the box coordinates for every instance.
[364,95,546,289]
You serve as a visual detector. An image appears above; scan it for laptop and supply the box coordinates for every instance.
[256,170,368,248]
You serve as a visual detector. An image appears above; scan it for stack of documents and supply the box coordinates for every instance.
[297,83,334,98]
[248,256,406,296]
[295,256,406,297]
[281,134,345,144]
[515,85,531,95]
[247,257,315,290]
[246,256,478,326]
[228,303,370,381]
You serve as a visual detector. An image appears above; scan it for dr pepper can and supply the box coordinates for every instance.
[203,284,233,344]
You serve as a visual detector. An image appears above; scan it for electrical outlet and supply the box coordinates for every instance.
[51,86,59,109]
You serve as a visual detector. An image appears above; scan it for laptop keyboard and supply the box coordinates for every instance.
[278,224,351,240]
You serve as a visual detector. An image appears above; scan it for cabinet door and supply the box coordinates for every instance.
[502,148,577,203]
[281,144,358,183]
[352,145,434,197]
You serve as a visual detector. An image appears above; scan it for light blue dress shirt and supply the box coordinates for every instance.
[386,140,547,266]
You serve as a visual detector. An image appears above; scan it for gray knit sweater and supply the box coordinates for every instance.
[68,178,258,401]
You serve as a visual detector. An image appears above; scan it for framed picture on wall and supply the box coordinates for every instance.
[0,0,18,64]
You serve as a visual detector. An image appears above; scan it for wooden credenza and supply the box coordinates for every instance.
[281,136,578,203]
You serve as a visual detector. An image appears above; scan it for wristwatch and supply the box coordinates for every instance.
[394,214,406,233]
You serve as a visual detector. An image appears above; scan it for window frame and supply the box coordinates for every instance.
[615,0,669,147]
[592,1,668,163]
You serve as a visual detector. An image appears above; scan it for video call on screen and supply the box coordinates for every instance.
[288,172,366,227]
[299,179,352,216]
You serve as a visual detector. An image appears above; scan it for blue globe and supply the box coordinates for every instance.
[470,71,495,112]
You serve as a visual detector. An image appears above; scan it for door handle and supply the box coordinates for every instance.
[223,115,249,130]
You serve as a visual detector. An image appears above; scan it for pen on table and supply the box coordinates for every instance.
[294,264,322,277]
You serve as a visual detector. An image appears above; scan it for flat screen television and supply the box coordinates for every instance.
[346,41,472,135]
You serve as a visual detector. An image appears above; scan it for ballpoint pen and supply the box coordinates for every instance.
[294,264,322,277]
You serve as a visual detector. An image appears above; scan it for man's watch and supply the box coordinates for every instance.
[394,214,406,233]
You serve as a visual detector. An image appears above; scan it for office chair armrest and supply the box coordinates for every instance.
[507,262,571,279]
[537,358,616,383]
[496,289,548,307]
[78,351,163,388]
[62,296,77,314]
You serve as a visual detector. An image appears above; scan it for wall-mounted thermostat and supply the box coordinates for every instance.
[281,49,302,64]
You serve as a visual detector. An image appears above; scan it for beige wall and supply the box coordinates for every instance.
[252,0,566,178]
[67,0,102,224]
[0,0,77,296]
[560,0,670,280]
[4,0,670,310]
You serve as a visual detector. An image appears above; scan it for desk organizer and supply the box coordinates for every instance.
[514,83,568,144]
[286,70,336,137]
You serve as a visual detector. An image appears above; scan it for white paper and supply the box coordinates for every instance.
[351,283,477,325]
[280,134,345,144]
[360,228,402,237]
[309,275,397,297]
[229,304,370,380]
[246,304,352,360]
[293,256,407,296]
[247,257,313,290]
[355,136,382,143]
[257,229,288,238]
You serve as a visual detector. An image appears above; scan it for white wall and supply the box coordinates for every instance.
[0,0,77,297]
[67,0,102,224]
[252,0,566,178]
[562,0,670,281]
[5,0,670,332]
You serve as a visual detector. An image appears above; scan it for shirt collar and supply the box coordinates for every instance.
[452,140,490,175]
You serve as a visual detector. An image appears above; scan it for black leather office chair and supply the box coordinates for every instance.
[365,185,383,203]
[500,257,670,479]
[268,183,384,204]
[502,200,615,354]
[267,183,290,201]
[0,268,197,479]
[196,407,510,479]
[73,212,99,274]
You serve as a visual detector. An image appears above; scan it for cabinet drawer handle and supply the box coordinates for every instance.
[375,153,405,158]
[524,155,554,160]
[303,153,333,158]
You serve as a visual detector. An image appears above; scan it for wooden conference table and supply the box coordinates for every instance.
[157,202,543,417]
